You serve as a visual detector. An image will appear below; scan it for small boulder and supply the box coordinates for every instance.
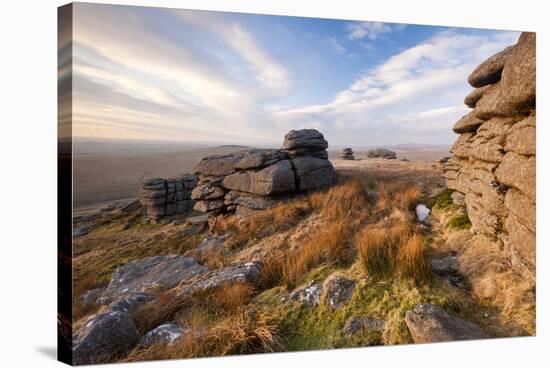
[343,316,385,336]
[73,310,139,365]
[322,274,356,309]
[405,303,489,343]
[141,323,186,346]
[289,282,322,306]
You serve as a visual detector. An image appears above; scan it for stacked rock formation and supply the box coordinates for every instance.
[367,148,396,159]
[139,175,198,222]
[193,129,335,216]
[442,33,536,280]
[340,147,355,160]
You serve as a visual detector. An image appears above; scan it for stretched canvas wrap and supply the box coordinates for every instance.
[58,2,536,365]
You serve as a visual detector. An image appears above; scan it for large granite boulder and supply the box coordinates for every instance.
[405,304,489,343]
[475,33,536,119]
[282,129,328,152]
[104,255,207,302]
[468,46,514,88]
[73,310,139,365]
[222,160,296,195]
[291,156,335,191]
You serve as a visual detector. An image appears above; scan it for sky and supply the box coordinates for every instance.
[70,3,520,147]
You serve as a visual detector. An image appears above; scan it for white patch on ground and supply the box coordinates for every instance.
[416,204,430,222]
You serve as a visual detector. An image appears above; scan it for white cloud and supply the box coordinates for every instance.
[274,30,520,145]
[346,21,396,41]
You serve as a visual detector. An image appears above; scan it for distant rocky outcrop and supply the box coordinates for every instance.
[140,175,198,222]
[192,129,335,216]
[340,147,355,160]
[367,148,397,159]
[442,32,536,281]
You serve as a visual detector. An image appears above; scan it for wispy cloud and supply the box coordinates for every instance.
[328,37,346,55]
[346,21,402,41]
[274,30,520,144]
[71,4,520,146]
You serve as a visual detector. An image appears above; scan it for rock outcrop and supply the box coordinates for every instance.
[340,147,355,160]
[193,129,335,215]
[442,32,536,280]
[405,304,489,343]
[140,175,198,222]
[367,148,397,159]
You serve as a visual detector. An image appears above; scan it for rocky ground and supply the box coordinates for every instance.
[70,158,532,364]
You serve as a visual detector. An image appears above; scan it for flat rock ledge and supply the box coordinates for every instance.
[405,303,489,343]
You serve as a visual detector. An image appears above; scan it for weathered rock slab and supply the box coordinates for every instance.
[405,304,489,343]
[105,255,207,301]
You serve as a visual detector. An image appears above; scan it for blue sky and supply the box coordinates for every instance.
[72,3,520,146]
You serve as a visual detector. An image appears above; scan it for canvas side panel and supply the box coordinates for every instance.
[58,3,73,366]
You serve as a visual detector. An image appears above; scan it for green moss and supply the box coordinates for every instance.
[432,188,457,210]
[448,213,472,230]
[252,272,487,351]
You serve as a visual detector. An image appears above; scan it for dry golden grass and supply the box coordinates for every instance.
[124,309,283,361]
[377,181,421,211]
[356,222,429,283]
[458,235,535,335]
[219,199,312,250]
[310,179,370,222]
[257,256,285,291]
[398,233,431,283]
[202,282,255,316]
[282,219,352,289]
[132,292,191,335]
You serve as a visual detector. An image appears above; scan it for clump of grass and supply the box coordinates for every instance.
[257,256,285,291]
[309,179,369,222]
[377,182,421,211]
[201,282,255,316]
[398,234,431,283]
[448,213,472,230]
[124,309,283,361]
[355,223,429,283]
[433,188,456,209]
[132,292,191,334]
[282,219,352,289]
